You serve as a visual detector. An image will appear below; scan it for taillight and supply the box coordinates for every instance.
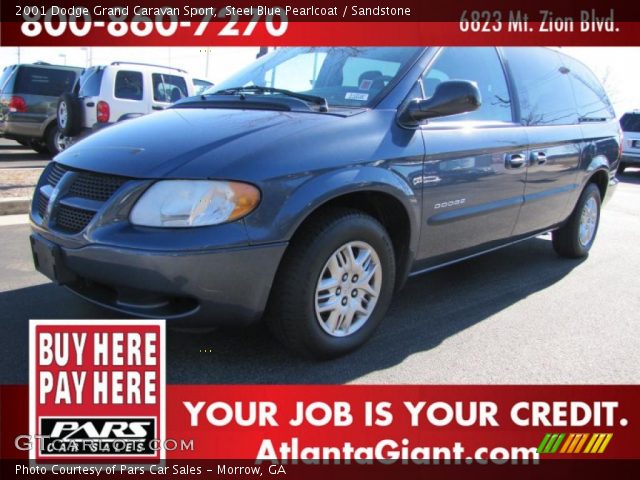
[96,101,110,123]
[9,96,27,113]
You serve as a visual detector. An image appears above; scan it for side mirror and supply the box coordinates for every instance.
[398,80,482,127]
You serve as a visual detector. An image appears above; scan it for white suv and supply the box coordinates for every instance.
[57,62,194,151]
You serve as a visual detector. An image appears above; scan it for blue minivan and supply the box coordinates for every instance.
[30,47,620,358]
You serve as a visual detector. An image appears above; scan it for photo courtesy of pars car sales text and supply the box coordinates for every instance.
[0,0,639,478]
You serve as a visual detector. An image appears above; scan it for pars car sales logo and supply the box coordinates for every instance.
[29,320,165,461]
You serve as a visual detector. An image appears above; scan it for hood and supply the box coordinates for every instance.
[56,107,346,179]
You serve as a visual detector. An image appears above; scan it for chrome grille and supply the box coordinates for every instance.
[36,163,130,234]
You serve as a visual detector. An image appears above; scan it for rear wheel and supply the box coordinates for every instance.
[552,183,601,258]
[267,209,396,359]
[29,140,49,155]
[45,125,68,156]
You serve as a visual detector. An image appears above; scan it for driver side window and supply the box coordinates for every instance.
[423,47,513,123]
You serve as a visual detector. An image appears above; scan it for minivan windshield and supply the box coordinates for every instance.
[207,47,423,108]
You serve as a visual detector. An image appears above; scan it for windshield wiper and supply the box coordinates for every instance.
[211,86,329,112]
[579,116,608,123]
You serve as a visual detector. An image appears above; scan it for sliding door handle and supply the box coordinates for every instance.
[506,153,525,169]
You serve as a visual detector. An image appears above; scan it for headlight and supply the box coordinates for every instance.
[130,180,260,227]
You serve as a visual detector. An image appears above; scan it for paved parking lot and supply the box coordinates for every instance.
[0,144,638,384]
[0,138,50,169]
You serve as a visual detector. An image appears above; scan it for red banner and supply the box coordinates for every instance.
[3,384,640,462]
[3,21,640,46]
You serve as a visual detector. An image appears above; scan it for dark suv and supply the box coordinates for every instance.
[0,62,82,155]
[29,47,620,358]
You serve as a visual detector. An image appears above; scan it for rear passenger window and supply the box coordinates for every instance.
[114,70,143,100]
[152,73,189,103]
[78,68,104,97]
[13,67,76,97]
[423,47,512,123]
[504,48,578,126]
[562,57,614,121]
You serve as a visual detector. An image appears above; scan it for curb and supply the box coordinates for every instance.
[0,197,31,216]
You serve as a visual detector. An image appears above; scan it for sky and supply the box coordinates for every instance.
[1,46,639,116]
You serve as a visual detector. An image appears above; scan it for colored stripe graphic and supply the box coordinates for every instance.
[550,433,565,453]
[597,434,614,453]
[559,433,575,453]
[539,433,613,454]
[537,433,551,453]
[574,433,589,453]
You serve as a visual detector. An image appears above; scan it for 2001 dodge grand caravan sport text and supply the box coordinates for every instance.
[30,47,621,359]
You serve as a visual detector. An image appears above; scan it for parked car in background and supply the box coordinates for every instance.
[0,62,82,155]
[193,78,214,95]
[619,110,640,173]
[57,62,194,151]
[31,47,620,359]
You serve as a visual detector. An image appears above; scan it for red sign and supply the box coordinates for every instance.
[29,320,165,462]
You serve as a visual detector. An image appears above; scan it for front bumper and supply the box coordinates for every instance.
[30,231,287,325]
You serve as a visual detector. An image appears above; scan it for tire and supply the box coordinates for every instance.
[57,93,82,136]
[30,140,49,155]
[267,209,396,359]
[618,163,626,175]
[552,183,601,258]
[45,125,69,156]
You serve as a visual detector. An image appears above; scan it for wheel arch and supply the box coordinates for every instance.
[584,154,611,200]
[41,116,58,139]
[586,168,609,201]
[270,168,421,289]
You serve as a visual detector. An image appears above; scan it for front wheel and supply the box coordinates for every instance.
[552,183,601,258]
[267,209,396,359]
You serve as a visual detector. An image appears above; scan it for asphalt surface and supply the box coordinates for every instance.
[0,171,639,385]
[0,138,51,168]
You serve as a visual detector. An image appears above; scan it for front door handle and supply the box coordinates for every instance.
[506,153,525,169]
[152,106,164,111]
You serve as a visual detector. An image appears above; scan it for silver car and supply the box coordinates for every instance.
[619,111,640,173]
